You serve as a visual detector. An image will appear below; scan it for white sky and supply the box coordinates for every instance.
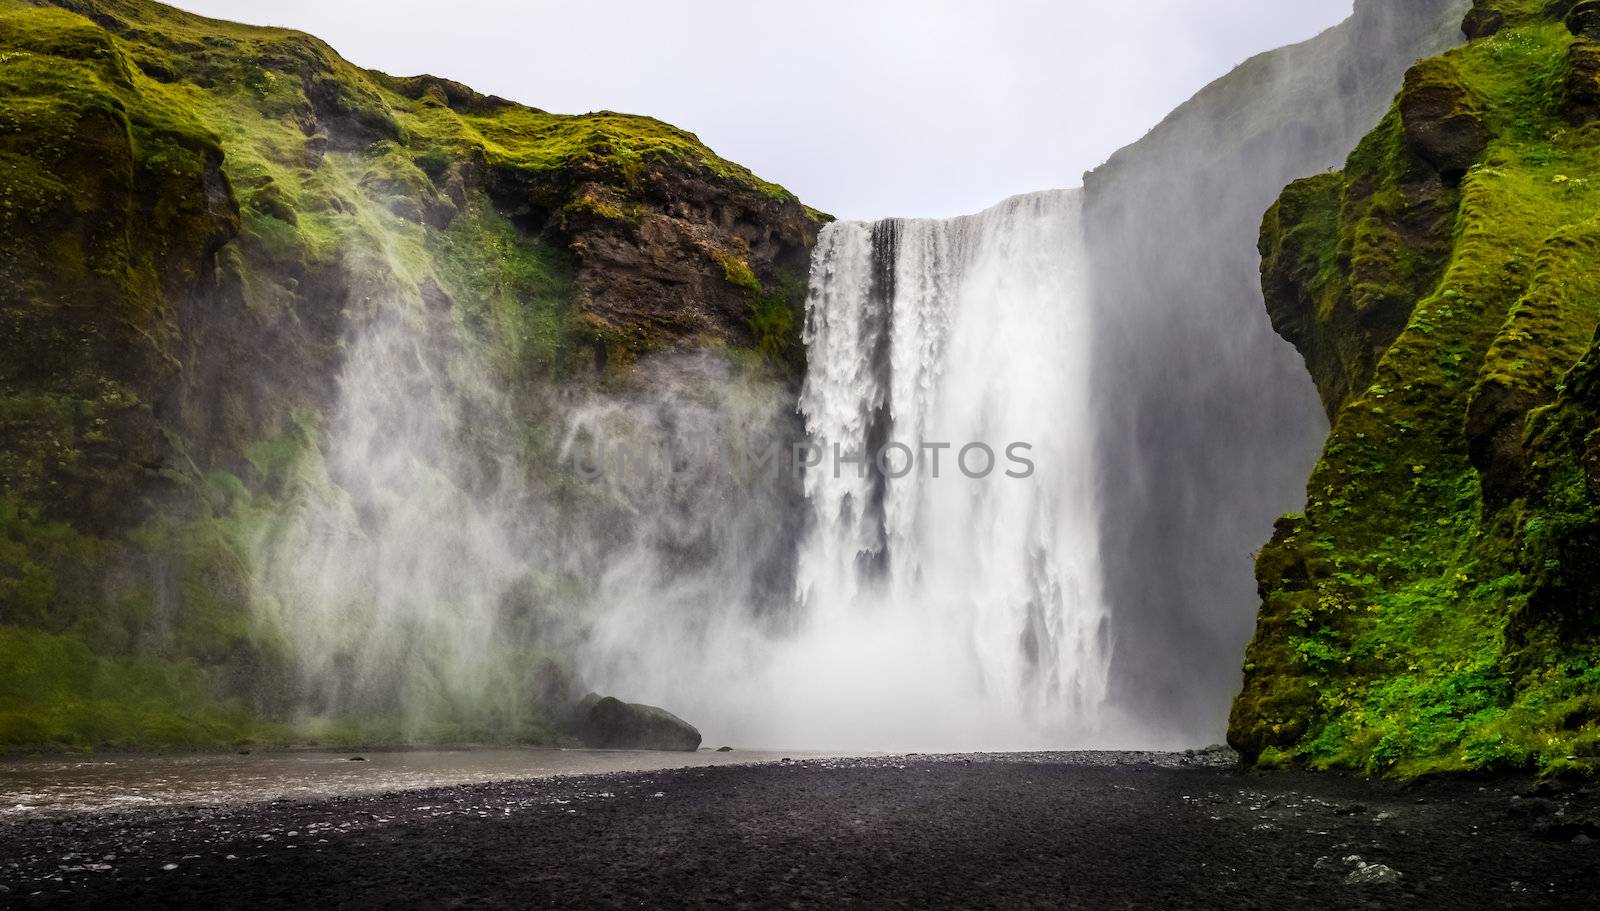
[170,0,1354,220]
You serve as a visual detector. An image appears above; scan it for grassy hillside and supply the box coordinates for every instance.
[1233,0,1600,778]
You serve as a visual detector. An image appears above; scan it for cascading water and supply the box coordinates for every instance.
[777,189,1113,748]
[543,191,1116,751]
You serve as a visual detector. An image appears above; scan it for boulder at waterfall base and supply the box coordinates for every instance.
[580,696,703,751]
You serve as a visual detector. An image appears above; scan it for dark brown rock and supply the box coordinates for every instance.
[1566,39,1600,122]
[1463,3,1505,38]
[1400,60,1488,183]
[486,148,823,375]
[1465,379,1535,504]
[1568,0,1600,38]
[580,696,702,752]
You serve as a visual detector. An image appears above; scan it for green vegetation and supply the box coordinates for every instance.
[0,625,265,750]
[430,197,576,377]
[713,250,808,367]
[1234,1,1600,777]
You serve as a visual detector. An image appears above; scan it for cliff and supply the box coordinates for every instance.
[1233,0,1600,777]
[0,0,820,749]
[1081,0,1471,741]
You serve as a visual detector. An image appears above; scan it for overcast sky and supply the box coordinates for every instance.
[171,0,1355,220]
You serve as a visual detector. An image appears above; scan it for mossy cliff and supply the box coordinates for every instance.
[1233,0,1600,777]
[1081,0,1470,739]
[0,0,821,750]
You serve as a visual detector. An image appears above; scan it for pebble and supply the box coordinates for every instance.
[1345,862,1402,886]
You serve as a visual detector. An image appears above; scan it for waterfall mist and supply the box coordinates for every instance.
[248,245,562,741]
[244,227,808,742]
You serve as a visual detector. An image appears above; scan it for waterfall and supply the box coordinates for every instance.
[785,189,1113,747]
[241,189,1116,751]
[569,191,1116,751]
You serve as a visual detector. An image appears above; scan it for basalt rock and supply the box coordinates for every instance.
[579,696,703,752]
[1565,38,1600,122]
[1569,0,1600,38]
[1463,3,1505,38]
[1399,59,1487,183]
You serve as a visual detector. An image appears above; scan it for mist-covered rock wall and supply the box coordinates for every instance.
[1082,0,1471,744]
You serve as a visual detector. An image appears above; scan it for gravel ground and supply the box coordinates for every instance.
[2,750,1597,909]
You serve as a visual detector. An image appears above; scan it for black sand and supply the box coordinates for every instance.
[3,752,1597,909]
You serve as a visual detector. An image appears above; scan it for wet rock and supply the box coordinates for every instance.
[1463,3,1505,39]
[715,746,733,753]
[1566,39,1600,122]
[1345,862,1402,886]
[1570,0,1600,39]
[1532,813,1600,841]
[1400,59,1488,183]
[348,757,367,762]
[579,696,701,752]
[1508,796,1559,818]
[1525,778,1577,798]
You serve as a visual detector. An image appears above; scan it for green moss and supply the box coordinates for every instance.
[749,270,807,366]
[430,195,577,376]
[457,106,798,203]
[712,250,806,367]
[1236,9,1600,778]
[0,625,266,751]
[717,251,760,294]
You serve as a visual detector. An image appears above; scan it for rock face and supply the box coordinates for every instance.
[1398,59,1487,183]
[1233,0,1600,776]
[1078,0,1470,740]
[580,696,703,752]
[1,0,821,531]
[0,0,820,749]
